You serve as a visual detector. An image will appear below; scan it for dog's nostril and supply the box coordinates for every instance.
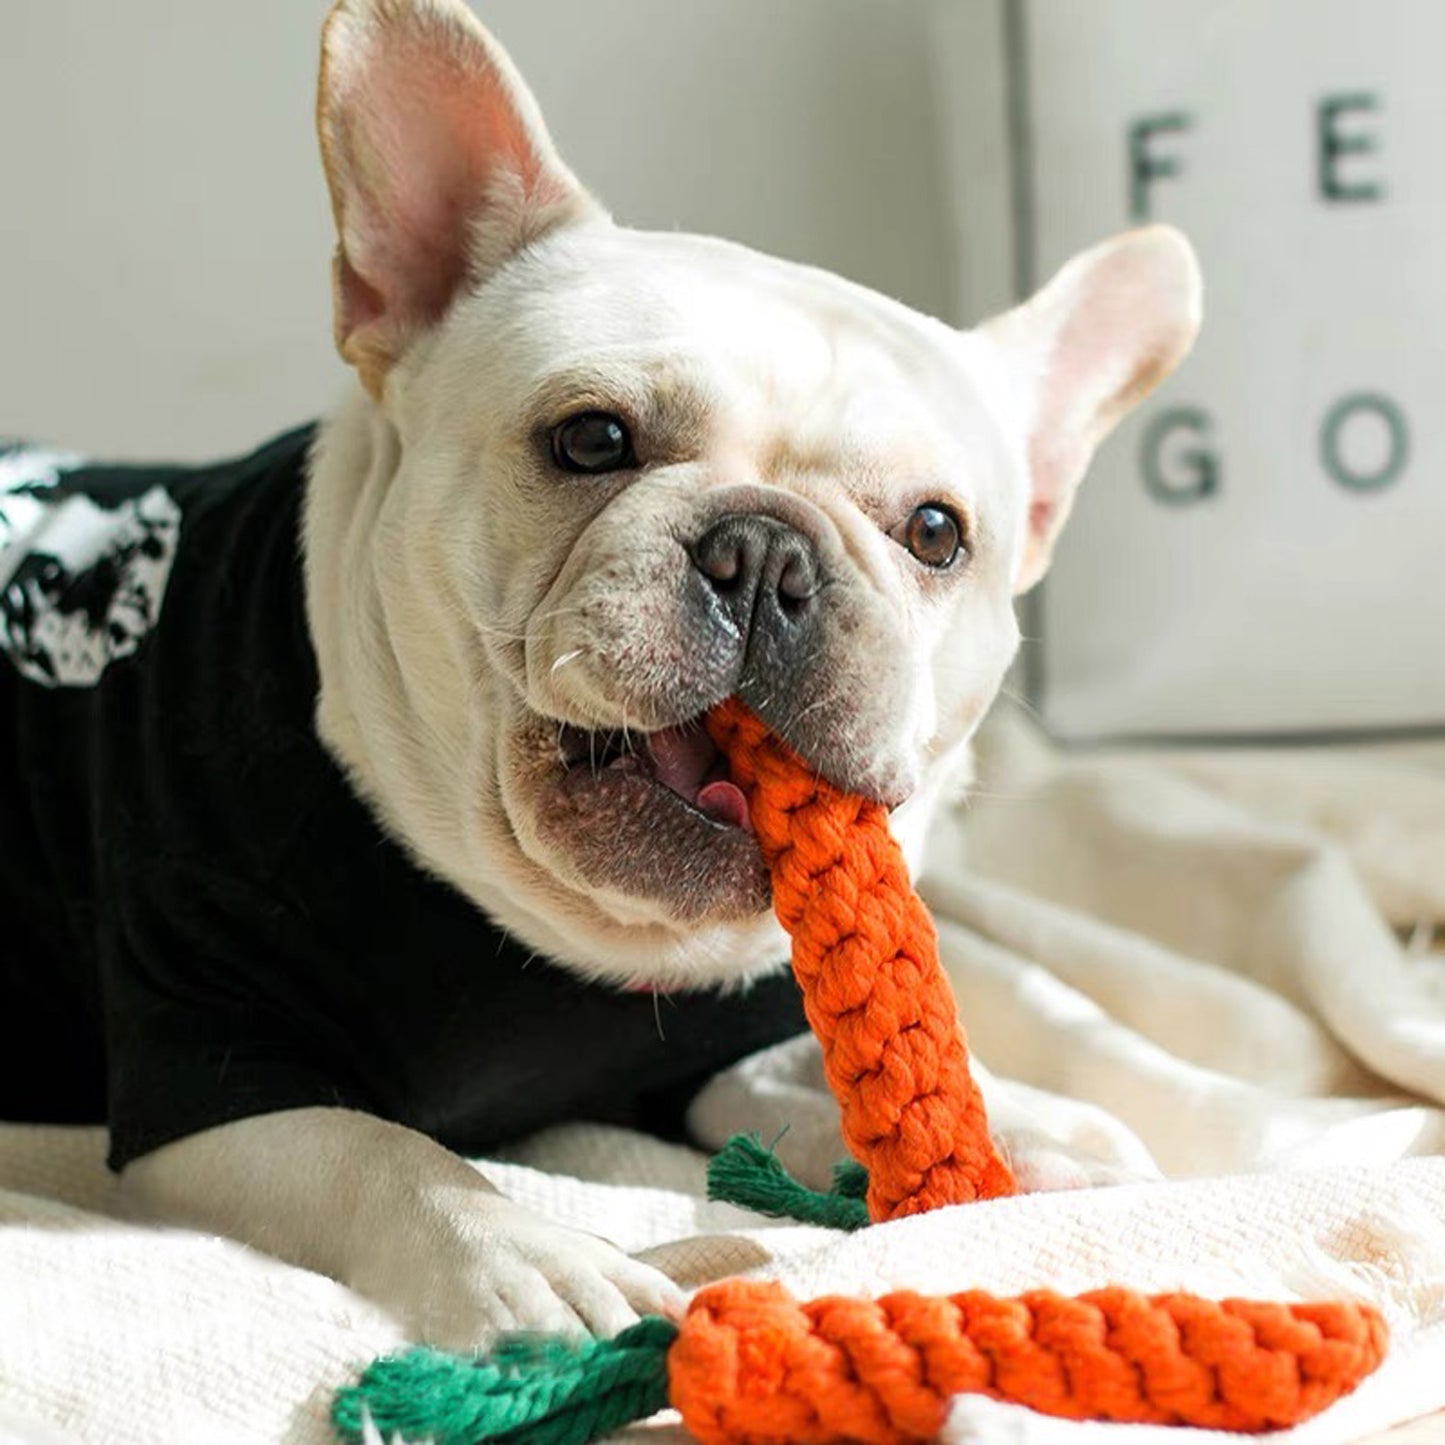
[777,553,816,610]
[696,546,742,588]
[692,522,746,590]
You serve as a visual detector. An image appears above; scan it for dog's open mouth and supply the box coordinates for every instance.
[555,720,752,832]
[525,709,771,924]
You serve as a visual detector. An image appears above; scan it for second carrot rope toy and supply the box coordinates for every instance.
[334,1279,1385,1445]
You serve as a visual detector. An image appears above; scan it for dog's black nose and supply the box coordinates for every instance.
[690,514,822,659]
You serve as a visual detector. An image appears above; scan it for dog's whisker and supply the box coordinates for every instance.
[620,683,655,755]
[469,618,533,643]
[783,684,844,735]
[470,602,587,647]
[959,787,1034,803]
[998,682,1045,724]
[529,603,587,629]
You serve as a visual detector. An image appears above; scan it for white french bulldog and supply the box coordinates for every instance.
[7,0,1200,1349]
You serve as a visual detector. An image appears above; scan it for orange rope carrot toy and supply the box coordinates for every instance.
[332,700,1387,1445]
[704,698,1013,1221]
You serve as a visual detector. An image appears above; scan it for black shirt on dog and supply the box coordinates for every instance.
[0,426,805,1168]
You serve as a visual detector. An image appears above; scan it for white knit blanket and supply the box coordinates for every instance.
[3,705,1444,1445]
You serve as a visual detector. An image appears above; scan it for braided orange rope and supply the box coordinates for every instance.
[705,697,1015,1219]
[670,1278,1387,1441]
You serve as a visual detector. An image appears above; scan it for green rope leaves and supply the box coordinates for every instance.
[706,1133,869,1231]
[831,1157,869,1201]
[332,1315,676,1445]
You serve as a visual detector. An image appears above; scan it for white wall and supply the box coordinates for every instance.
[0,1,951,460]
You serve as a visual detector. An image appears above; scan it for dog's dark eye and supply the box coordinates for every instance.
[551,411,635,475]
[896,504,963,568]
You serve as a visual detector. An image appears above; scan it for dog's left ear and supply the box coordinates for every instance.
[317,0,600,397]
[981,226,1202,594]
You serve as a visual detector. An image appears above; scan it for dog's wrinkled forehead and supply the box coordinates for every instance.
[424,224,1017,514]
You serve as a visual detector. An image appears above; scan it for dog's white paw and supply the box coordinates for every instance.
[364,1194,686,1351]
[996,1128,1154,1193]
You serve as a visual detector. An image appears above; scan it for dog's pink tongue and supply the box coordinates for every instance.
[647,727,752,831]
[696,780,751,831]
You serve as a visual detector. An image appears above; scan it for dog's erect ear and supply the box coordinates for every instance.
[318,0,599,395]
[981,226,1202,594]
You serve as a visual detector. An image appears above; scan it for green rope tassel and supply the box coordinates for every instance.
[706,1133,869,1231]
[831,1156,869,1200]
[332,1315,676,1445]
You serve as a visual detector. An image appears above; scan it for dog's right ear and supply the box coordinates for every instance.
[318,0,599,397]
[980,226,1201,594]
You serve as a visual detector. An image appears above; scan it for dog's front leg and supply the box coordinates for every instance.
[119,1106,684,1349]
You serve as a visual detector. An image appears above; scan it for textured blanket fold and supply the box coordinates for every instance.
[3,702,1444,1444]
